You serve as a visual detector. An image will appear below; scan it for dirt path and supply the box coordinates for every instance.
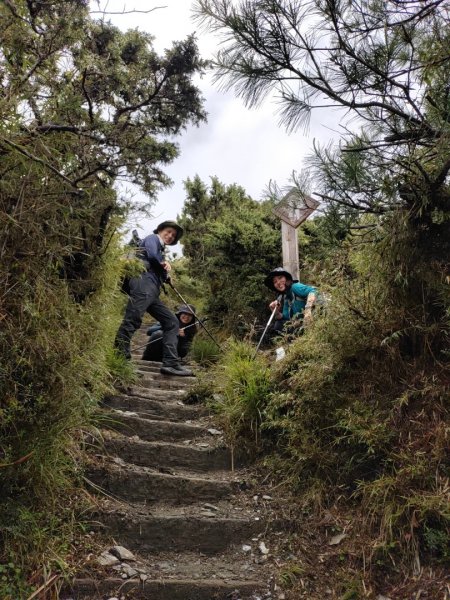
[63,326,284,600]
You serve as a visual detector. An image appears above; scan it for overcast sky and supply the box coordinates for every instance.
[93,0,341,243]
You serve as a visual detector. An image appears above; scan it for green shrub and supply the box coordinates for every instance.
[256,222,449,566]
[207,339,273,447]
[190,335,221,366]
[0,230,128,591]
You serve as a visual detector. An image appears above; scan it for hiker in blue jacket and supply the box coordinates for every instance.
[264,267,318,334]
[114,220,193,377]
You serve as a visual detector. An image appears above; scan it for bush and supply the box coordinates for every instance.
[190,335,221,366]
[0,228,129,594]
[207,339,273,448]
[257,221,449,566]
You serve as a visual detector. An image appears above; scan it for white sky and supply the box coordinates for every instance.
[93,1,342,245]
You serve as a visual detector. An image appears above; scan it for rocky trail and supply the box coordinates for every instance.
[63,326,286,600]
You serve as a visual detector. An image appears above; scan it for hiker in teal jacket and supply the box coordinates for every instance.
[264,267,318,334]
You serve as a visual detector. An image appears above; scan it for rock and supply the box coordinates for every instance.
[110,545,135,561]
[258,541,269,555]
[121,563,138,578]
[207,428,222,435]
[115,410,138,417]
[328,532,347,545]
[203,503,219,511]
[242,544,252,552]
[376,596,392,600]
[255,555,268,564]
[140,574,148,582]
[97,551,119,567]
[275,346,286,361]
[262,495,272,501]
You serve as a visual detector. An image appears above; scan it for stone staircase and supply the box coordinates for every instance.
[64,326,279,600]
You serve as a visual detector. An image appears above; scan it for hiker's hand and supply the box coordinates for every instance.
[269,300,280,311]
[179,328,185,337]
[161,261,171,272]
[303,307,313,326]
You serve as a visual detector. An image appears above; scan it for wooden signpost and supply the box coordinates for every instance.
[273,189,320,279]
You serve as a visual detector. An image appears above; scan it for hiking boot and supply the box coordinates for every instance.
[160,364,194,377]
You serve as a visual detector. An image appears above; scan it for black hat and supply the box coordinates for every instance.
[153,220,183,245]
[176,303,195,316]
[264,267,294,291]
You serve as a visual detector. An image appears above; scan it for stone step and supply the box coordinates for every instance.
[94,503,265,555]
[134,359,195,370]
[101,434,231,472]
[71,333,277,600]
[127,384,186,400]
[103,412,207,442]
[91,547,271,583]
[103,394,206,422]
[136,375,196,391]
[65,577,262,600]
[134,358,163,366]
[87,462,236,504]
[136,364,164,374]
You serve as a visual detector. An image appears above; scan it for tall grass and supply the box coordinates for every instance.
[190,334,221,366]
[0,226,130,596]
[207,339,273,449]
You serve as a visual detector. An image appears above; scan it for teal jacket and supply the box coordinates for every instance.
[281,282,317,321]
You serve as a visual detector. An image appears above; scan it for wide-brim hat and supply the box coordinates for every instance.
[176,303,196,316]
[153,220,183,245]
[264,267,294,291]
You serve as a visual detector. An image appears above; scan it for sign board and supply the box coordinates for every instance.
[273,189,320,228]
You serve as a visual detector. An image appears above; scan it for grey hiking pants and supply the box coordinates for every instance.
[115,274,179,365]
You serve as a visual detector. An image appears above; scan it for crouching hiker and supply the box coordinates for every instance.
[114,220,193,377]
[264,267,318,336]
[142,304,198,362]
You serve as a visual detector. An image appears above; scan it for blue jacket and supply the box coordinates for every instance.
[281,282,317,321]
[139,233,168,288]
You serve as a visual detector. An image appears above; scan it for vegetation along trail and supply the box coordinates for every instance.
[0,1,448,599]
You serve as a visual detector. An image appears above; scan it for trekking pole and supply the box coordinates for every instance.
[167,280,221,349]
[131,320,206,353]
[253,295,282,359]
